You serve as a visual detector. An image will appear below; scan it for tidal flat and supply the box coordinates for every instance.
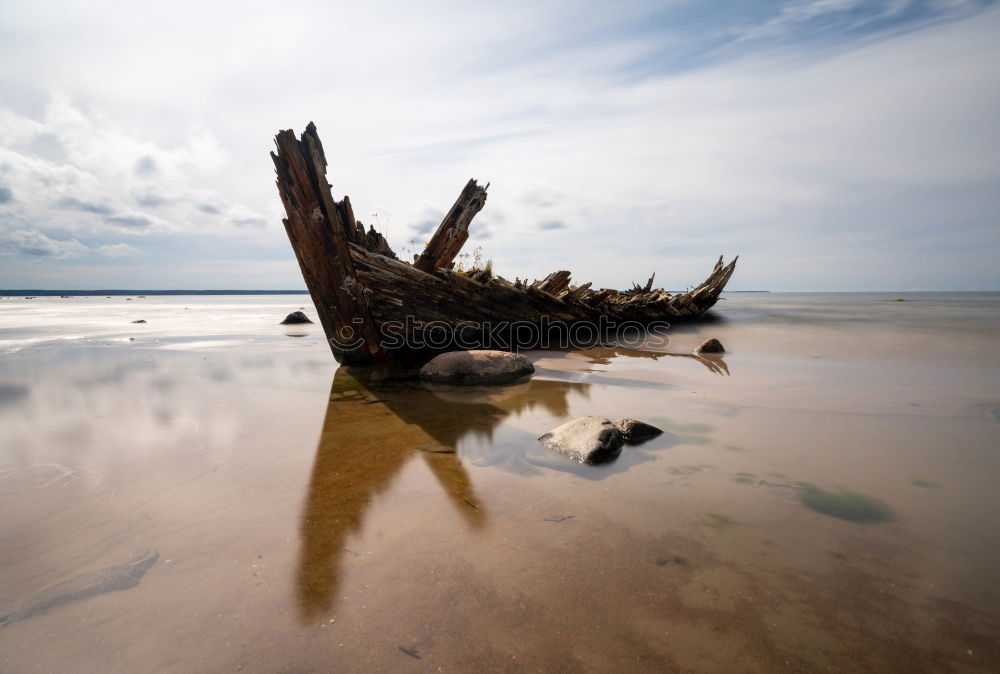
[1,292,999,672]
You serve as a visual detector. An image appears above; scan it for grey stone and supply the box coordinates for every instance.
[538,416,624,464]
[420,350,534,385]
[695,338,725,354]
[612,418,663,444]
[280,311,313,325]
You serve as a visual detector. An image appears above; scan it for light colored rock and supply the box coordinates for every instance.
[538,416,624,464]
[419,350,534,385]
[612,418,663,444]
[695,338,725,354]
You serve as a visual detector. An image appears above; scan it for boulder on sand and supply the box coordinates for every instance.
[420,350,534,385]
[538,416,624,464]
[695,338,725,354]
[612,418,663,444]
[280,311,313,325]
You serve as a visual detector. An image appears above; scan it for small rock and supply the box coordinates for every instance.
[538,416,624,464]
[612,418,663,444]
[131,319,147,324]
[419,350,533,385]
[695,338,725,354]
[888,298,906,302]
[280,311,313,325]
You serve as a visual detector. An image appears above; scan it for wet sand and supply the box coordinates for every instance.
[1,293,999,672]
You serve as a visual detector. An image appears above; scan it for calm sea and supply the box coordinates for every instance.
[1,292,998,672]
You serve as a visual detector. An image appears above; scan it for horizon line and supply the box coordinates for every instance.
[3,289,998,296]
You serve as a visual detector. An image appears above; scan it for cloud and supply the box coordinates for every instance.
[0,186,12,203]
[55,196,114,215]
[408,207,445,236]
[0,1,996,289]
[537,220,567,230]
[133,189,167,208]
[95,242,139,257]
[521,189,558,208]
[0,93,271,243]
[412,219,437,235]
[0,228,137,259]
[736,0,876,42]
[133,155,158,176]
[105,214,153,229]
[227,215,267,228]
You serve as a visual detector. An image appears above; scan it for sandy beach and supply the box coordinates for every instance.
[0,293,998,672]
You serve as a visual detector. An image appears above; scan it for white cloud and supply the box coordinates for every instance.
[94,243,139,257]
[0,92,272,243]
[0,228,137,259]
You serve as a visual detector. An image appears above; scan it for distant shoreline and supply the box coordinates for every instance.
[1,289,770,296]
[0,290,312,296]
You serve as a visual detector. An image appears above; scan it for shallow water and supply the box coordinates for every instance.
[0,293,998,672]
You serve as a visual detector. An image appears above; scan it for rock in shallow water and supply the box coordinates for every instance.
[419,350,534,385]
[280,311,313,325]
[612,418,663,444]
[538,416,624,464]
[695,338,725,354]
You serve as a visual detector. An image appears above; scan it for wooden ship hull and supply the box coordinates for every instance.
[271,123,738,365]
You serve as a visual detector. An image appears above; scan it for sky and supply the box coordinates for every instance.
[0,0,998,291]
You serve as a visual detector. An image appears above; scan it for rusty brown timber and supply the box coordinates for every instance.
[272,123,738,365]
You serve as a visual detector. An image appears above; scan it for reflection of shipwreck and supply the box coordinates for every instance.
[296,367,585,620]
[272,123,737,365]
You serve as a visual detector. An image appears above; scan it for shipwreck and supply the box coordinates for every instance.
[271,123,737,365]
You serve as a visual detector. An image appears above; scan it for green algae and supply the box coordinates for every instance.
[669,465,706,476]
[654,554,692,568]
[705,513,737,530]
[800,489,892,523]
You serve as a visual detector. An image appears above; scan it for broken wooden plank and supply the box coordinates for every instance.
[536,270,572,296]
[272,123,387,365]
[413,179,489,273]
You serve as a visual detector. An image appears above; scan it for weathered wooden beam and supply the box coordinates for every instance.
[414,179,488,273]
[562,282,592,302]
[536,270,571,296]
[271,122,387,365]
